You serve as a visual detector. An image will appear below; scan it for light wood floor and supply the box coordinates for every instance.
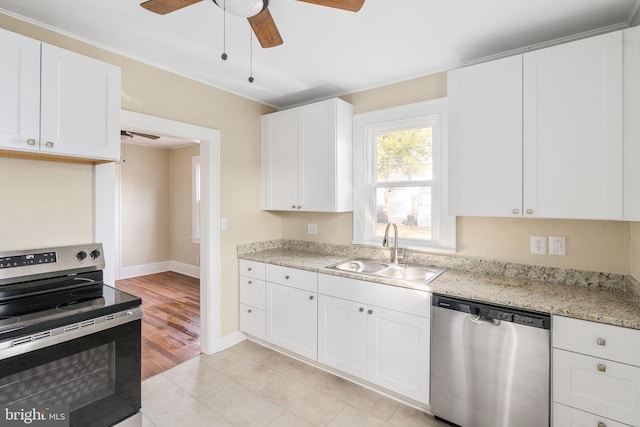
[116,271,200,380]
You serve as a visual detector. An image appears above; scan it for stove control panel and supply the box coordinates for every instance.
[0,243,105,284]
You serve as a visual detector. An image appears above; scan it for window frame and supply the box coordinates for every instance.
[352,98,455,252]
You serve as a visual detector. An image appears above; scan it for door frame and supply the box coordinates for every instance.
[95,110,221,355]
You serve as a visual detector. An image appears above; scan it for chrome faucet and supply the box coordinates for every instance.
[382,222,401,264]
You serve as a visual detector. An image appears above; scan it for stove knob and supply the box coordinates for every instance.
[76,251,87,261]
[90,249,101,260]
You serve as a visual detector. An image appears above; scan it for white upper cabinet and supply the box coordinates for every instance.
[262,98,353,212]
[0,28,41,152]
[624,25,640,221]
[448,30,624,220]
[523,31,623,220]
[448,55,523,217]
[40,44,121,160]
[0,28,121,161]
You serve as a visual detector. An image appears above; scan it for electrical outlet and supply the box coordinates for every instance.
[530,236,547,255]
[549,236,566,256]
[307,223,317,235]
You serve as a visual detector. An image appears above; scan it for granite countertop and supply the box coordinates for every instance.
[239,248,640,330]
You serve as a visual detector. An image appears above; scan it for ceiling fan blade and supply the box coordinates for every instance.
[140,0,203,15]
[297,0,364,12]
[248,8,283,48]
[131,131,161,140]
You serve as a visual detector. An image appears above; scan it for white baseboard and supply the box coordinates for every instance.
[170,261,200,278]
[118,260,199,280]
[214,331,246,354]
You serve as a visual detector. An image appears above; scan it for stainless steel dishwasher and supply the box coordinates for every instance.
[431,295,550,427]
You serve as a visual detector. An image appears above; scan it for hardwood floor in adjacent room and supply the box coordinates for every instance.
[116,271,200,380]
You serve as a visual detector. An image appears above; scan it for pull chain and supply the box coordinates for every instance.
[221,0,228,60]
[248,28,254,83]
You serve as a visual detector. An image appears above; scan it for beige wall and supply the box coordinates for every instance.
[0,13,281,336]
[280,73,634,275]
[0,157,93,250]
[120,144,170,267]
[170,144,200,266]
[632,222,640,279]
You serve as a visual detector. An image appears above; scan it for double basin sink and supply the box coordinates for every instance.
[327,259,445,285]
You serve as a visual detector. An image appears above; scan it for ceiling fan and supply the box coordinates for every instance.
[139,0,365,48]
[121,130,160,140]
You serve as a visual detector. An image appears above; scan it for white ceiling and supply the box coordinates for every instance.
[1,0,639,109]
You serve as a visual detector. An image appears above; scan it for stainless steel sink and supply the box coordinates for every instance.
[327,259,445,285]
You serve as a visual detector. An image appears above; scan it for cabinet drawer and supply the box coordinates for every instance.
[553,348,640,425]
[240,303,265,340]
[318,273,430,318]
[553,402,630,427]
[266,264,317,292]
[240,277,265,309]
[553,316,640,366]
[239,260,266,280]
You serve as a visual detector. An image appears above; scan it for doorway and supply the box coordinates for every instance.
[95,111,221,356]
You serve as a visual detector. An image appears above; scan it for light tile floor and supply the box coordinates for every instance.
[137,340,449,427]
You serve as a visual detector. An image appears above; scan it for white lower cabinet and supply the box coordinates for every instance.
[554,403,631,427]
[265,281,318,360]
[240,303,265,340]
[238,260,267,339]
[318,274,431,405]
[552,316,640,427]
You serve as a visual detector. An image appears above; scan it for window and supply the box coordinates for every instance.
[192,155,201,243]
[353,99,455,251]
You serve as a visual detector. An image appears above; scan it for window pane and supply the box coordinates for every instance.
[376,128,432,182]
[375,187,432,240]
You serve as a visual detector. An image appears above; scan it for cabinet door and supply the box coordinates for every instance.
[40,44,121,160]
[448,55,523,217]
[523,31,623,219]
[553,403,631,427]
[0,29,40,152]
[240,303,265,340]
[624,26,640,220]
[298,99,336,211]
[366,306,430,404]
[553,349,640,425]
[261,108,298,210]
[265,282,317,360]
[317,295,367,378]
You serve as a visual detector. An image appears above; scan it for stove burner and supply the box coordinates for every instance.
[56,297,106,312]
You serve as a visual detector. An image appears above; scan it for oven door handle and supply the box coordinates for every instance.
[0,306,143,360]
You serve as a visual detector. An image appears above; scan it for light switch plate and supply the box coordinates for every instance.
[307,223,318,235]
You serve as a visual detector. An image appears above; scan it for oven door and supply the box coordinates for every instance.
[0,313,141,427]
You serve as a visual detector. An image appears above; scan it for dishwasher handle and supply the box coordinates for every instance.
[433,294,550,330]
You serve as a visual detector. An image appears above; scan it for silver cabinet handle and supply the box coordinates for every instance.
[597,363,606,373]
[367,309,373,315]
[297,205,302,209]
[248,280,253,285]
[291,205,296,209]
[598,422,606,427]
[285,275,290,279]
[526,208,534,214]
[45,141,54,148]
[359,307,364,312]
[248,309,252,313]
[26,138,36,146]
[309,295,314,300]
[247,267,252,272]
[512,208,520,214]
[597,338,606,346]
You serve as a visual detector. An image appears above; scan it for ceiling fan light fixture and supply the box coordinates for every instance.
[213,0,266,18]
